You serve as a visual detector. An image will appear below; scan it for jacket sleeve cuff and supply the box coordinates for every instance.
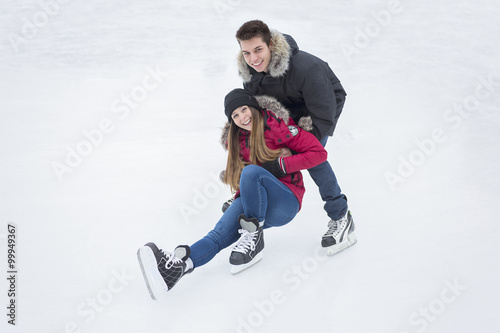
[261,157,287,178]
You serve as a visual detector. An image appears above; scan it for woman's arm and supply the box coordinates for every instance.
[280,126,327,173]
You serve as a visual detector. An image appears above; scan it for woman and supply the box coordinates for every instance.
[137,89,327,300]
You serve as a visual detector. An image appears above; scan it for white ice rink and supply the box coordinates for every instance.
[1,0,499,332]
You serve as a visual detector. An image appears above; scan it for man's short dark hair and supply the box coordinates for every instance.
[236,20,272,46]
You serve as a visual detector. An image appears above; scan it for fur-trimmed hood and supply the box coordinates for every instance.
[237,30,298,83]
[220,95,312,150]
[235,29,347,141]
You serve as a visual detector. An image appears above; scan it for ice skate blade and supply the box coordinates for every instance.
[325,233,357,256]
[137,246,168,300]
[230,252,263,275]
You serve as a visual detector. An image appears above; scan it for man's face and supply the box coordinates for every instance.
[239,36,272,73]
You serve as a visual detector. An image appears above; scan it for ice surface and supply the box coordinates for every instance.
[1,0,499,332]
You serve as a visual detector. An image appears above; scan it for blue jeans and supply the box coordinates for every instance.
[189,165,299,268]
[307,136,348,221]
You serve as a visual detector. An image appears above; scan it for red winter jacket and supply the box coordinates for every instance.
[236,109,327,209]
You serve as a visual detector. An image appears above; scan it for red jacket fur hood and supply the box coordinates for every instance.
[221,95,327,208]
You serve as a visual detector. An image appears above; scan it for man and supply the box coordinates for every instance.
[234,20,356,255]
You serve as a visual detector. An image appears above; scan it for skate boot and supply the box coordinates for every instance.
[222,197,235,213]
[321,211,357,256]
[173,245,194,274]
[229,215,264,274]
[137,243,191,299]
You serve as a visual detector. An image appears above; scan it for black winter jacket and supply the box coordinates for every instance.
[237,30,347,140]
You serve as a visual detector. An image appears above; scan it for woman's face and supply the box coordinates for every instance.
[231,105,253,131]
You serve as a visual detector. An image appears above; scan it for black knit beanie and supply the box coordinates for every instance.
[224,89,261,121]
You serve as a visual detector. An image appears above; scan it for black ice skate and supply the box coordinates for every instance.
[137,243,191,300]
[321,211,357,256]
[229,215,264,274]
[222,197,235,213]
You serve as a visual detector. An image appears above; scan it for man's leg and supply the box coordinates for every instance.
[307,136,347,220]
[308,136,356,255]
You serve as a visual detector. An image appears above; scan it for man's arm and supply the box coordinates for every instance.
[300,61,340,140]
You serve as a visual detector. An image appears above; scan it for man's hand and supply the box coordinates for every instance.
[280,148,292,157]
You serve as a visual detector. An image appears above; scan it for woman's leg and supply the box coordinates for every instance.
[189,165,300,269]
[239,165,299,227]
[189,197,244,268]
[229,165,300,273]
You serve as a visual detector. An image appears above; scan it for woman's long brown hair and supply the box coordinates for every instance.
[224,107,282,192]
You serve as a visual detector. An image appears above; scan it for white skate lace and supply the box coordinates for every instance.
[325,215,348,237]
[324,220,338,237]
[161,250,183,269]
[232,229,257,254]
